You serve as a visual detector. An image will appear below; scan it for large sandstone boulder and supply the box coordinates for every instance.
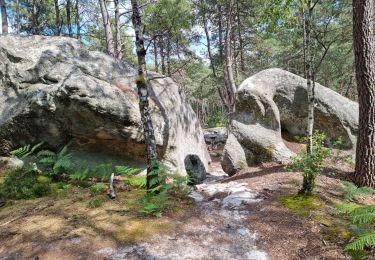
[0,35,210,180]
[222,68,358,176]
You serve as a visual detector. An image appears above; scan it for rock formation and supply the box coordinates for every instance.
[222,68,358,176]
[0,35,209,180]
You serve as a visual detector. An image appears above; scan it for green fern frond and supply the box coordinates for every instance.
[10,144,30,158]
[58,142,72,157]
[39,157,57,165]
[345,231,375,251]
[37,150,56,158]
[115,165,139,176]
[342,181,375,201]
[351,205,375,225]
[336,203,361,214]
[128,175,146,188]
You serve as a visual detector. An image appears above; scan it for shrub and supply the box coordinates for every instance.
[0,166,51,200]
[88,197,103,208]
[206,111,228,127]
[90,183,106,194]
[138,160,191,217]
[37,143,73,177]
[288,132,331,195]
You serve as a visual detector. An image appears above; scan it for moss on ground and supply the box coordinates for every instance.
[279,195,322,217]
[280,194,351,245]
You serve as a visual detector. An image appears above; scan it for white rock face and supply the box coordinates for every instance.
[196,181,262,209]
[0,35,210,179]
[222,68,358,175]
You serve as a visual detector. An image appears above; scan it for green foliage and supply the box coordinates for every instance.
[280,195,322,217]
[342,181,375,202]
[10,142,44,159]
[139,191,170,217]
[88,197,103,208]
[206,112,228,127]
[90,183,106,195]
[288,132,331,195]
[128,175,147,189]
[336,182,375,256]
[138,160,191,217]
[37,143,73,177]
[0,166,51,200]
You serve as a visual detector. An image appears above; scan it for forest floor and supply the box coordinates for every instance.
[0,139,373,259]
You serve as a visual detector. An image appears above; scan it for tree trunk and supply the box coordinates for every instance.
[99,0,115,57]
[0,0,8,34]
[218,4,224,62]
[353,0,375,188]
[224,0,236,113]
[114,0,122,59]
[16,0,20,33]
[166,34,171,76]
[75,0,80,39]
[201,0,227,111]
[54,0,61,36]
[160,36,166,75]
[130,0,158,190]
[153,34,159,72]
[31,0,38,35]
[236,1,245,72]
[201,0,216,78]
[66,0,72,37]
[305,0,314,155]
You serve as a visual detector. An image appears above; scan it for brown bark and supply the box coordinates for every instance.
[236,1,245,72]
[0,0,8,34]
[130,0,158,190]
[166,34,171,76]
[353,0,375,188]
[66,0,72,37]
[114,0,122,59]
[99,0,115,57]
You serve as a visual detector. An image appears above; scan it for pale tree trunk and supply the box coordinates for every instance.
[0,0,8,34]
[75,0,80,39]
[114,0,122,59]
[300,0,316,195]
[305,0,314,155]
[353,0,375,188]
[54,0,61,36]
[160,36,166,74]
[224,0,237,113]
[130,0,158,190]
[99,0,115,57]
[66,0,72,37]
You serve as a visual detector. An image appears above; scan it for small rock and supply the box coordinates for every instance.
[0,157,24,173]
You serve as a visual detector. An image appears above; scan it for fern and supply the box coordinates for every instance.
[37,143,73,176]
[351,205,375,225]
[115,165,139,176]
[10,142,44,158]
[342,181,375,202]
[345,231,375,251]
